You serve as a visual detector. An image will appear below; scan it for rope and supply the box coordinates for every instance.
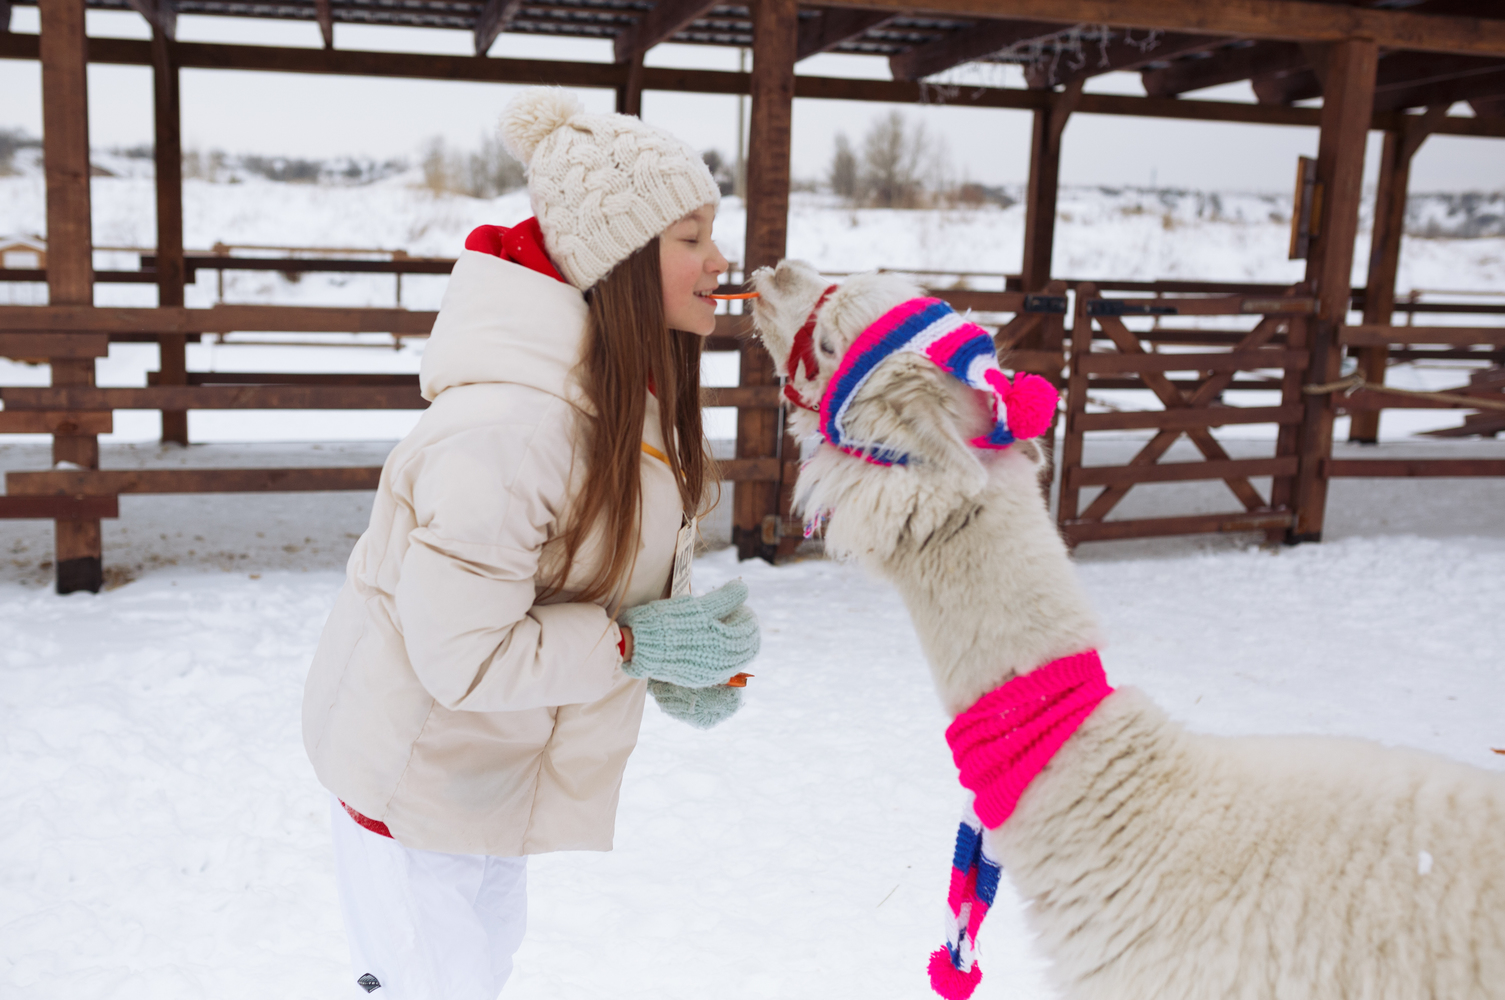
[1302,374,1505,413]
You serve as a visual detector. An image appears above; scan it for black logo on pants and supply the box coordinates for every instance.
[357,973,382,993]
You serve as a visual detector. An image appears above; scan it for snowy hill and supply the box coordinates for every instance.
[2,150,1504,310]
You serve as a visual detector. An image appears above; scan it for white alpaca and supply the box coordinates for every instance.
[749,259,1505,1000]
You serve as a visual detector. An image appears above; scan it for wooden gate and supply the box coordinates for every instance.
[1055,284,1317,545]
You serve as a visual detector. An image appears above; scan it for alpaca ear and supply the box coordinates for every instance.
[885,378,989,488]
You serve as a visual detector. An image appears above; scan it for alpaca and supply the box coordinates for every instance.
[748,259,1505,1000]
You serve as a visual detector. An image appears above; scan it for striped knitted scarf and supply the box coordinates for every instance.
[816,297,1054,467]
[929,651,1114,1000]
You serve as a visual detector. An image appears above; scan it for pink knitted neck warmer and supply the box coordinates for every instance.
[928,651,1112,1000]
[946,650,1112,827]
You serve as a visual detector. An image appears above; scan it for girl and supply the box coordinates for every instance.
[302,88,760,999]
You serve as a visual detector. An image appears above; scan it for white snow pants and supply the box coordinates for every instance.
[329,797,528,1000]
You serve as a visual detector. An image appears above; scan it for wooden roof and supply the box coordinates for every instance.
[10,0,1505,112]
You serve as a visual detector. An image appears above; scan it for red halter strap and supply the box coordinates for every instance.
[784,284,838,412]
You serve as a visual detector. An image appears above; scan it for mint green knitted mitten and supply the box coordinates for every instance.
[648,680,743,729]
[619,580,760,687]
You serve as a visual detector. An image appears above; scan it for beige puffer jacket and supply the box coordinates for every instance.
[302,250,684,856]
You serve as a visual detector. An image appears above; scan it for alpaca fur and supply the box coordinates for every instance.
[750,259,1505,1000]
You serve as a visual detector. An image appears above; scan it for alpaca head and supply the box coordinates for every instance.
[749,259,1054,486]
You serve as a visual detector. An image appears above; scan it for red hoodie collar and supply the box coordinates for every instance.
[465,220,655,397]
[464,218,567,285]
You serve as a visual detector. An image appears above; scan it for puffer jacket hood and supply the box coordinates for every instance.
[419,249,591,407]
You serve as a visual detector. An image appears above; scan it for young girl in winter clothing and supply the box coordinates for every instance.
[302,88,760,999]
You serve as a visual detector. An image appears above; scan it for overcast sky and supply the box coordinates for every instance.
[2,6,1502,194]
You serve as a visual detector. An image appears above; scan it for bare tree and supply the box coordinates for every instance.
[860,111,926,209]
[422,133,525,198]
[465,130,526,198]
[829,131,858,202]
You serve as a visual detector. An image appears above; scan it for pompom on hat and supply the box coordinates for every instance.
[499,87,722,290]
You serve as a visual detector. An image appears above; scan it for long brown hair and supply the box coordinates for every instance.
[550,236,717,605]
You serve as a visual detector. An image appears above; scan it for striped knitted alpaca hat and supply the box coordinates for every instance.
[816,297,1059,467]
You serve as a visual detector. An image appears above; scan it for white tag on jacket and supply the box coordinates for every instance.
[670,516,696,598]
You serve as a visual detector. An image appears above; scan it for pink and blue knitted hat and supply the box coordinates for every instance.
[816,297,1058,467]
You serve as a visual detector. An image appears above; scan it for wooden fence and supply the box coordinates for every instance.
[2,276,1502,584]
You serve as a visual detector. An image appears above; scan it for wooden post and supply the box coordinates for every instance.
[1020,84,1079,508]
[40,0,103,593]
[153,25,189,446]
[735,0,795,562]
[1019,81,1081,296]
[615,52,644,116]
[1291,37,1378,542]
[1349,103,1446,443]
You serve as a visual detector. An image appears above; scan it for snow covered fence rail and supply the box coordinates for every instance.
[1327,322,1505,454]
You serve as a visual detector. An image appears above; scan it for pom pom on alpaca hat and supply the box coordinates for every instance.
[499,87,722,290]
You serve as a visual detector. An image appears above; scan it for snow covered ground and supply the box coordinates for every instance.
[2,161,1504,998]
[1,460,1502,1000]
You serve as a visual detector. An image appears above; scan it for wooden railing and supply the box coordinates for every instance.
[1055,284,1316,545]
[3,279,1502,584]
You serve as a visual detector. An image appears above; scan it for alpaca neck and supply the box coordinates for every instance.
[873,454,1102,717]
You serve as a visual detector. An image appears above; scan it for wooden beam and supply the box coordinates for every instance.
[616,51,645,115]
[797,8,896,62]
[7,467,385,496]
[1067,456,1297,488]
[4,462,792,496]
[0,333,109,358]
[1074,405,1303,432]
[475,0,524,56]
[1326,459,1505,477]
[1025,30,1227,90]
[4,34,1505,138]
[0,411,113,434]
[817,0,1505,58]
[1,0,11,34]
[1472,95,1505,116]
[1020,80,1081,293]
[126,0,175,40]
[1373,64,1505,111]
[1254,50,1505,106]
[890,19,1060,82]
[0,496,119,520]
[151,25,188,446]
[1062,511,1293,544]
[1349,103,1446,443]
[315,0,334,50]
[39,0,102,595]
[614,0,721,63]
[1142,40,1306,97]
[0,386,430,410]
[1340,325,1505,346]
[736,0,797,563]
[1291,37,1379,542]
[1073,348,1308,374]
[0,305,439,333]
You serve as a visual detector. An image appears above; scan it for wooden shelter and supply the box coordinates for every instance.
[2,0,1504,592]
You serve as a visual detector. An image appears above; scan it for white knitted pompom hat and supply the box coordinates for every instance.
[499,87,722,290]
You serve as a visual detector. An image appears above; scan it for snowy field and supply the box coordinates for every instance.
[1,461,1503,1000]
[3,163,1505,998]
